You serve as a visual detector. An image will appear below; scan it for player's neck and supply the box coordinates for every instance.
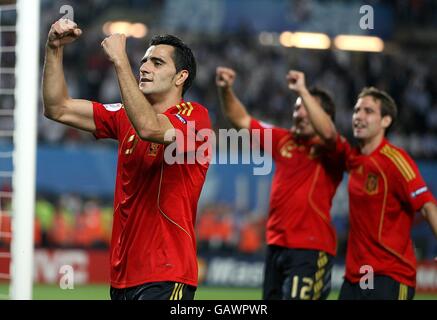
[146,92,183,113]
[359,133,384,155]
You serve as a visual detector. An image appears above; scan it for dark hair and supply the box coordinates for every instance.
[149,34,196,96]
[308,87,336,121]
[358,87,397,134]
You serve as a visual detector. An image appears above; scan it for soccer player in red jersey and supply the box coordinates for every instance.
[314,86,437,299]
[42,18,211,300]
[216,67,345,300]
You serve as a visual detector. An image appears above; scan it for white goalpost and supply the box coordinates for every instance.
[3,0,40,300]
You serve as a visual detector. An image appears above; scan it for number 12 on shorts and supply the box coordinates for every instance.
[290,276,314,300]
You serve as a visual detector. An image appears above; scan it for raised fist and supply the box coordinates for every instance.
[216,67,236,88]
[47,18,82,49]
[286,70,307,94]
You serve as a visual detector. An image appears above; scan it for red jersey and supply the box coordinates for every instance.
[93,100,211,288]
[250,118,345,256]
[338,138,437,287]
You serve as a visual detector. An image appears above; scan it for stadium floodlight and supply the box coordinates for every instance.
[102,21,148,38]
[130,23,148,39]
[279,31,294,47]
[334,35,384,52]
[291,32,331,50]
[103,21,131,35]
[279,31,331,50]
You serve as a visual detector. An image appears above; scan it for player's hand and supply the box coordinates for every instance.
[287,70,307,94]
[216,67,236,88]
[101,34,128,65]
[47,18,82,49]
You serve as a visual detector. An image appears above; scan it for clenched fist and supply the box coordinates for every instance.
[216,67,236,88]
[101,34,128,65]
[47,18,82,49]
[286,70,307,94]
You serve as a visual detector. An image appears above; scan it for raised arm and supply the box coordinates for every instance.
[100,34,174,144]
[42,18,95,132]
[216,67,251,130]
[287,70,337,146]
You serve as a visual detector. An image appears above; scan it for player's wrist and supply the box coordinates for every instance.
[298,86,310,97]
[218,84,233,91]
[112,53,130,68]
[46,38,58,49]
[45,41,64,53]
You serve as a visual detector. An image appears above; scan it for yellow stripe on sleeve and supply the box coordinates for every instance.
[381,146,416,181]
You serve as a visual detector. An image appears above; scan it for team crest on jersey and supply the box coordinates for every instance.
[103,103,123,112]
[364,173,379,195]
[148,143,161,157]
[279,140,295,158]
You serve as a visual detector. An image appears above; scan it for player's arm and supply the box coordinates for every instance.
[287,70,337,146]
[42,18,96,132]
[421,202,437,239]
[101,34,174,144]
[216,67,251,130]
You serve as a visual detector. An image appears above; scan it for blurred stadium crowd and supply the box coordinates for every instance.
[0,192,267,255]
[0,191,433,260]
[32,0,437,158]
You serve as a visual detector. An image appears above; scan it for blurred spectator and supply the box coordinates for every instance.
[0,184,12,213]
[32,193,112,249]
[35,196,55,246]
[100,205,114,246]
[47,202,74,247]
[197,204,236,252]
[197,205,216,249]
[34,218,42,247]
[238,214,264,254]
[74,199,106,248]
[0,210,11,248]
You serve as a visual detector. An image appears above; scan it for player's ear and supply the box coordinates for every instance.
[381,115,392,129]
[175,70,188,87]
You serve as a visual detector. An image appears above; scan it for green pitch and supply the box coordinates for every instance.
[0,284,436,300]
